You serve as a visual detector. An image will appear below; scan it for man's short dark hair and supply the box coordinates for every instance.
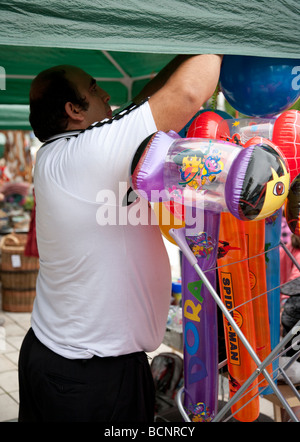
[29,68,89,142]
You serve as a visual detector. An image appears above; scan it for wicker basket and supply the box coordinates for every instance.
[0,233,39,312]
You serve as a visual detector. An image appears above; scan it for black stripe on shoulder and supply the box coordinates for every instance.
[83,98,149,133]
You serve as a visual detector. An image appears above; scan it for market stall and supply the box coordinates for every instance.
[0,0,299,423]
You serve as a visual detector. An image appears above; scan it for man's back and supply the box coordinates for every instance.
[32,101,171,358]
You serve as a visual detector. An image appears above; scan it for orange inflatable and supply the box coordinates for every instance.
[218,212,260,422]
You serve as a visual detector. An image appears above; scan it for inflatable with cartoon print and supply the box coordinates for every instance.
[130,55,300,422]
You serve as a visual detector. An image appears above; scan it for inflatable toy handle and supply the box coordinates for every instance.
[169,227,197,267]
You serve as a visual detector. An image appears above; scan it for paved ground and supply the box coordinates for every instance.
[0,310,30,422]
[0,308,277,423]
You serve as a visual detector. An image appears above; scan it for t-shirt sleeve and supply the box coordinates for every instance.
[60,99,157,201]
[83,100,157,185]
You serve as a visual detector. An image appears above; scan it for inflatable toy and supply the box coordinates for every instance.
[226,141,289,221]
[180,208,220,421]
[216,110,300,183]
[220,55,300,117]
[217,213,259,421]
[244,220,273,389]
[130,131,289,221]
[272,110,300,182]
[178,109,232,138]
[153,201,185,245]
[173,112,231,420]
[214,110,300,234]
[217,118,275,147]
[185,111,278,417]
[130,128,289,422]
[186,110,230,139]
[189,111,260,421]
[263,209,282,394]
[216,119,276,388]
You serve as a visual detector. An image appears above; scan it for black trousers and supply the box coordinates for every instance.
[18,328,155,422]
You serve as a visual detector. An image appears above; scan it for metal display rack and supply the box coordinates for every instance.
[170,229,300,422]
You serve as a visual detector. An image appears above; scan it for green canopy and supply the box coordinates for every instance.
[0,46,175,106]
[0,105,31,130]
[0,1,299,129]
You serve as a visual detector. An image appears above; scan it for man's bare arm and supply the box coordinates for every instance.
[133,54,223,133]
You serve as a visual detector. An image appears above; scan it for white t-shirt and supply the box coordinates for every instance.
[31,101,172,359]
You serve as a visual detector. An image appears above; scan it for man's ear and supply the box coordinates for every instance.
[65,101,85,121]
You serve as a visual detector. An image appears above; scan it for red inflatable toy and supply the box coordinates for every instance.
[272,110,300,182]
